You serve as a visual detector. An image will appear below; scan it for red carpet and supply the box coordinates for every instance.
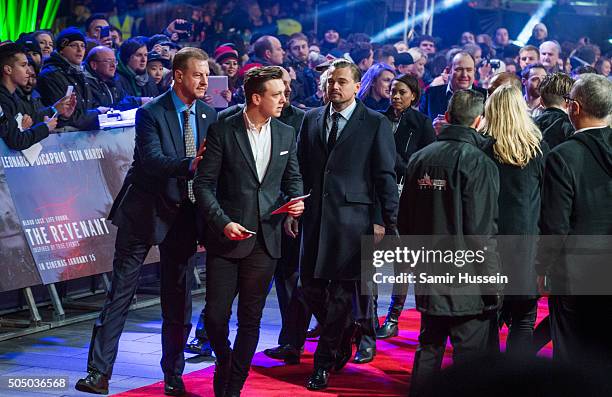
[115,300,552,397]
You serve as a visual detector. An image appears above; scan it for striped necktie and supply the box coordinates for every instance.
[182,109,196,202]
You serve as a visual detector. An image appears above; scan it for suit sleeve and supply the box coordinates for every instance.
[135,106,192,178]
[371,116,399,229]
[281,126,303,199]
[193,121,231,234]
[536,149,573,276]
[297,114,310,191]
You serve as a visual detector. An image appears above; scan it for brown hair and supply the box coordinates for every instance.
[172,47,209,75]
[488,72,522,95]
[539,72,574,107]
[244,66,284,105]
[329,58,362,83]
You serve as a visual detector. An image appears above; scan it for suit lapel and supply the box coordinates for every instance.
[162,92,184,156]
[333,101,364,149]
[196,101,209,149]
[317,104,329,150]
[232,112,259,181]
[260,119,279,185]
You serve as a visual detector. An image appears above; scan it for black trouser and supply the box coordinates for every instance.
[87,204,196,378]
[499,298,538,355]
[353,282,378,351]
[302,278,356,370]
[374,261,409,322]
[410,311,498,397]
[549,295,612,368]
[204,234,277,393]
[275,233,311,348]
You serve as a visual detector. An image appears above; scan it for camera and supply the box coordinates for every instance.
[99,25,111,39]
[175,22,192,41]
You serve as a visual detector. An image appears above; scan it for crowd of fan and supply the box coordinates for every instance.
[0,3,610,151]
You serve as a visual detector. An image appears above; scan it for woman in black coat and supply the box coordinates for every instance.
[376,74,436,339]
[481,84,549,355]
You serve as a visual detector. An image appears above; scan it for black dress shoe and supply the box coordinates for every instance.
[353,347,376,364]
[305,323,321,339]
[376,319,399,339]
[306,368,330,391]
[334,323,356,371]
[184,337,213,356]
[164,375,185,396]
[75,370,109,395]
[263,344,301,364]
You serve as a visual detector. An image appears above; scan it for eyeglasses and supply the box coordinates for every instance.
[563,94,580,106]
[67,43,86,50]
[95,59,118,65]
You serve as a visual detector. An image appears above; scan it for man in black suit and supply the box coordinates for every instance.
[194,66,304,397]
[538,74,612,368]
[296,58,399,390]
[186,66,310,363]
[75,47,217,396]
[420,51,486,133]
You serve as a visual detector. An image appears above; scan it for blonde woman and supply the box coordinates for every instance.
[481,84,548,355]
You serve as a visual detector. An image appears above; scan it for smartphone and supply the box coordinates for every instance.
[243,229,256,235]
[65,85,74,97]
[100,25,111,39]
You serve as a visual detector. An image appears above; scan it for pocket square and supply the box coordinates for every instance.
[280,150,289,156]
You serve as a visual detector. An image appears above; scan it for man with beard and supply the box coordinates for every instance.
[75,48,217,396]
[37,27,105,131]
[83,46,141,110]
[522,63,547,118]
[286,33,318,108]
[116,38,159,105]
[296,58,398,390]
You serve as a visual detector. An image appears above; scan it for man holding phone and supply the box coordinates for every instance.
[193,66,303,396]
[85,14,113,48]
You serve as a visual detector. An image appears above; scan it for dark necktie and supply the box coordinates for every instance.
[182,109,196,202]
[327,112,340,152]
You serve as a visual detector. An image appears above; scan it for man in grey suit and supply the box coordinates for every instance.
[193,66,304,397]
[295,58,399,390]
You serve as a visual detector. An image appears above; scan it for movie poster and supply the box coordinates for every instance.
[0,127,158,285]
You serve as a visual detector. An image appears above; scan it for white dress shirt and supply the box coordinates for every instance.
[244,110,272,182]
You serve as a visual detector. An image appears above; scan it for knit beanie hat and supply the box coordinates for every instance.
[55,27,86,50]
[214,45,239,64]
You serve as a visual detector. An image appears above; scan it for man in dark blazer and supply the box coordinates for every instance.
[420,51,487,132]
[186,67,310,363]
[193,66,304,397]
[75,48,217,396]
[296,58,399,390]
[537,74,612,368]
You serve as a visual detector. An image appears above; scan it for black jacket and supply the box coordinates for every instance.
[83,65,141,111]
[0,83,49,150]
[116,62,159,99]
[16,89,54,124]
[193,110,303,259]
[384,106,436,183]
[534,107,574,149]
[298,101,398,280]
[219,103,305,134]
[420,84,487,121]
[37,52,100,130]
[398,125,502,316]
[537,127,612,294]
[286,54,318,108]
[493,141,548,299]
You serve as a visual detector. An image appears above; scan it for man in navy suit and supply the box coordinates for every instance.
[76,47,217,396]
[420,51,486,133]
[194,66,303,396]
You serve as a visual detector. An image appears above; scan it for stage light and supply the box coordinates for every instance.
[0,0,60,40]
[371,0,465,43]
[516,0,554,44]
